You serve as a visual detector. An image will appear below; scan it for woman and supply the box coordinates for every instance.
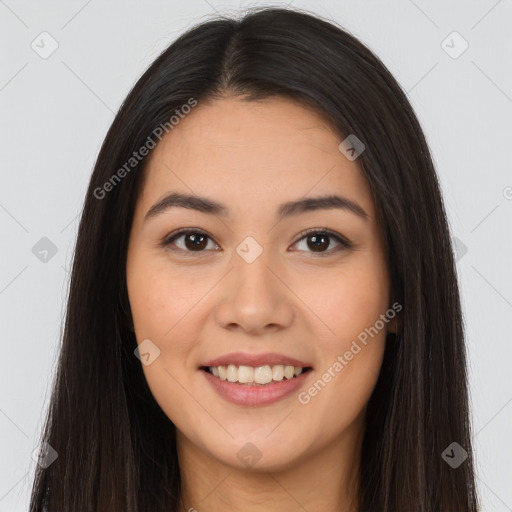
[30,6,479,511]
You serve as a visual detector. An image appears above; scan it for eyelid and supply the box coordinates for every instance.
[292,227,352,250]
[161,227,220,251]
[161,227,352,254]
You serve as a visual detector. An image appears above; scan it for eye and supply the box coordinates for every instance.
[161,228,351,256]
[161,228,219,254]
[291,228,352,255]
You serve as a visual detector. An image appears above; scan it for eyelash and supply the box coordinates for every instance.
[160,227,352,256]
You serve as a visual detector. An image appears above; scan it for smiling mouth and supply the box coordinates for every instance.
[201,364,313,386]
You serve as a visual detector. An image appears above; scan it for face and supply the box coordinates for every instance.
[126,96,394,472]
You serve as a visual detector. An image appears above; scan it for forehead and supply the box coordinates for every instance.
[137,96,375,219]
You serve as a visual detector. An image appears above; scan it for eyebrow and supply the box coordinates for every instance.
[144,192,369,222]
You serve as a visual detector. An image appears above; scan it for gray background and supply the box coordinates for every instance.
[1,0,511,510]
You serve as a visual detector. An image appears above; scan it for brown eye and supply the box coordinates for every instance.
[292,229,351,255]
[182,232,208,251]
[306,233,330,252]
[163,229,218,253]
[162,228,351,256]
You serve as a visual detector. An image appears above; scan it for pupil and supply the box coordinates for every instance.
[308,234,329,252]
[185,233,207,251]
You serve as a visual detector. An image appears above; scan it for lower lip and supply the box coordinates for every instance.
[201,368,312,407]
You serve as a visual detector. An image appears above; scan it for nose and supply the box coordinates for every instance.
[214,250,295,336]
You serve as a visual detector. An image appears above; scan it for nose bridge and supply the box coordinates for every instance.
[214,238,294,332]
[232,237,277,301]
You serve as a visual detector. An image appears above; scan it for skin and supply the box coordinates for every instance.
[126,96,396,512]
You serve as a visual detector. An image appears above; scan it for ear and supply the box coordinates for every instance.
[386,298,402,335]
[387,316,398,334]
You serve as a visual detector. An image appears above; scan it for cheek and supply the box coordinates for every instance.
[127,253,205,337]
[293,254,389,416]
[292,252,389,341]
[126,257,209,430]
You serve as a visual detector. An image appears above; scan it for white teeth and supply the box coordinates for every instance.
[272,365,284,381]
[284,365,295,379]
[238,365,254,383]
[254,365,273,384]
[226,364,238,383]
[208,364,307,384]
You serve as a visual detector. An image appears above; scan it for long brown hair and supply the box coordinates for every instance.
[30,6,479,511]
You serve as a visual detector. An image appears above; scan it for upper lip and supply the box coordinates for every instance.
[201,352,313,369]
